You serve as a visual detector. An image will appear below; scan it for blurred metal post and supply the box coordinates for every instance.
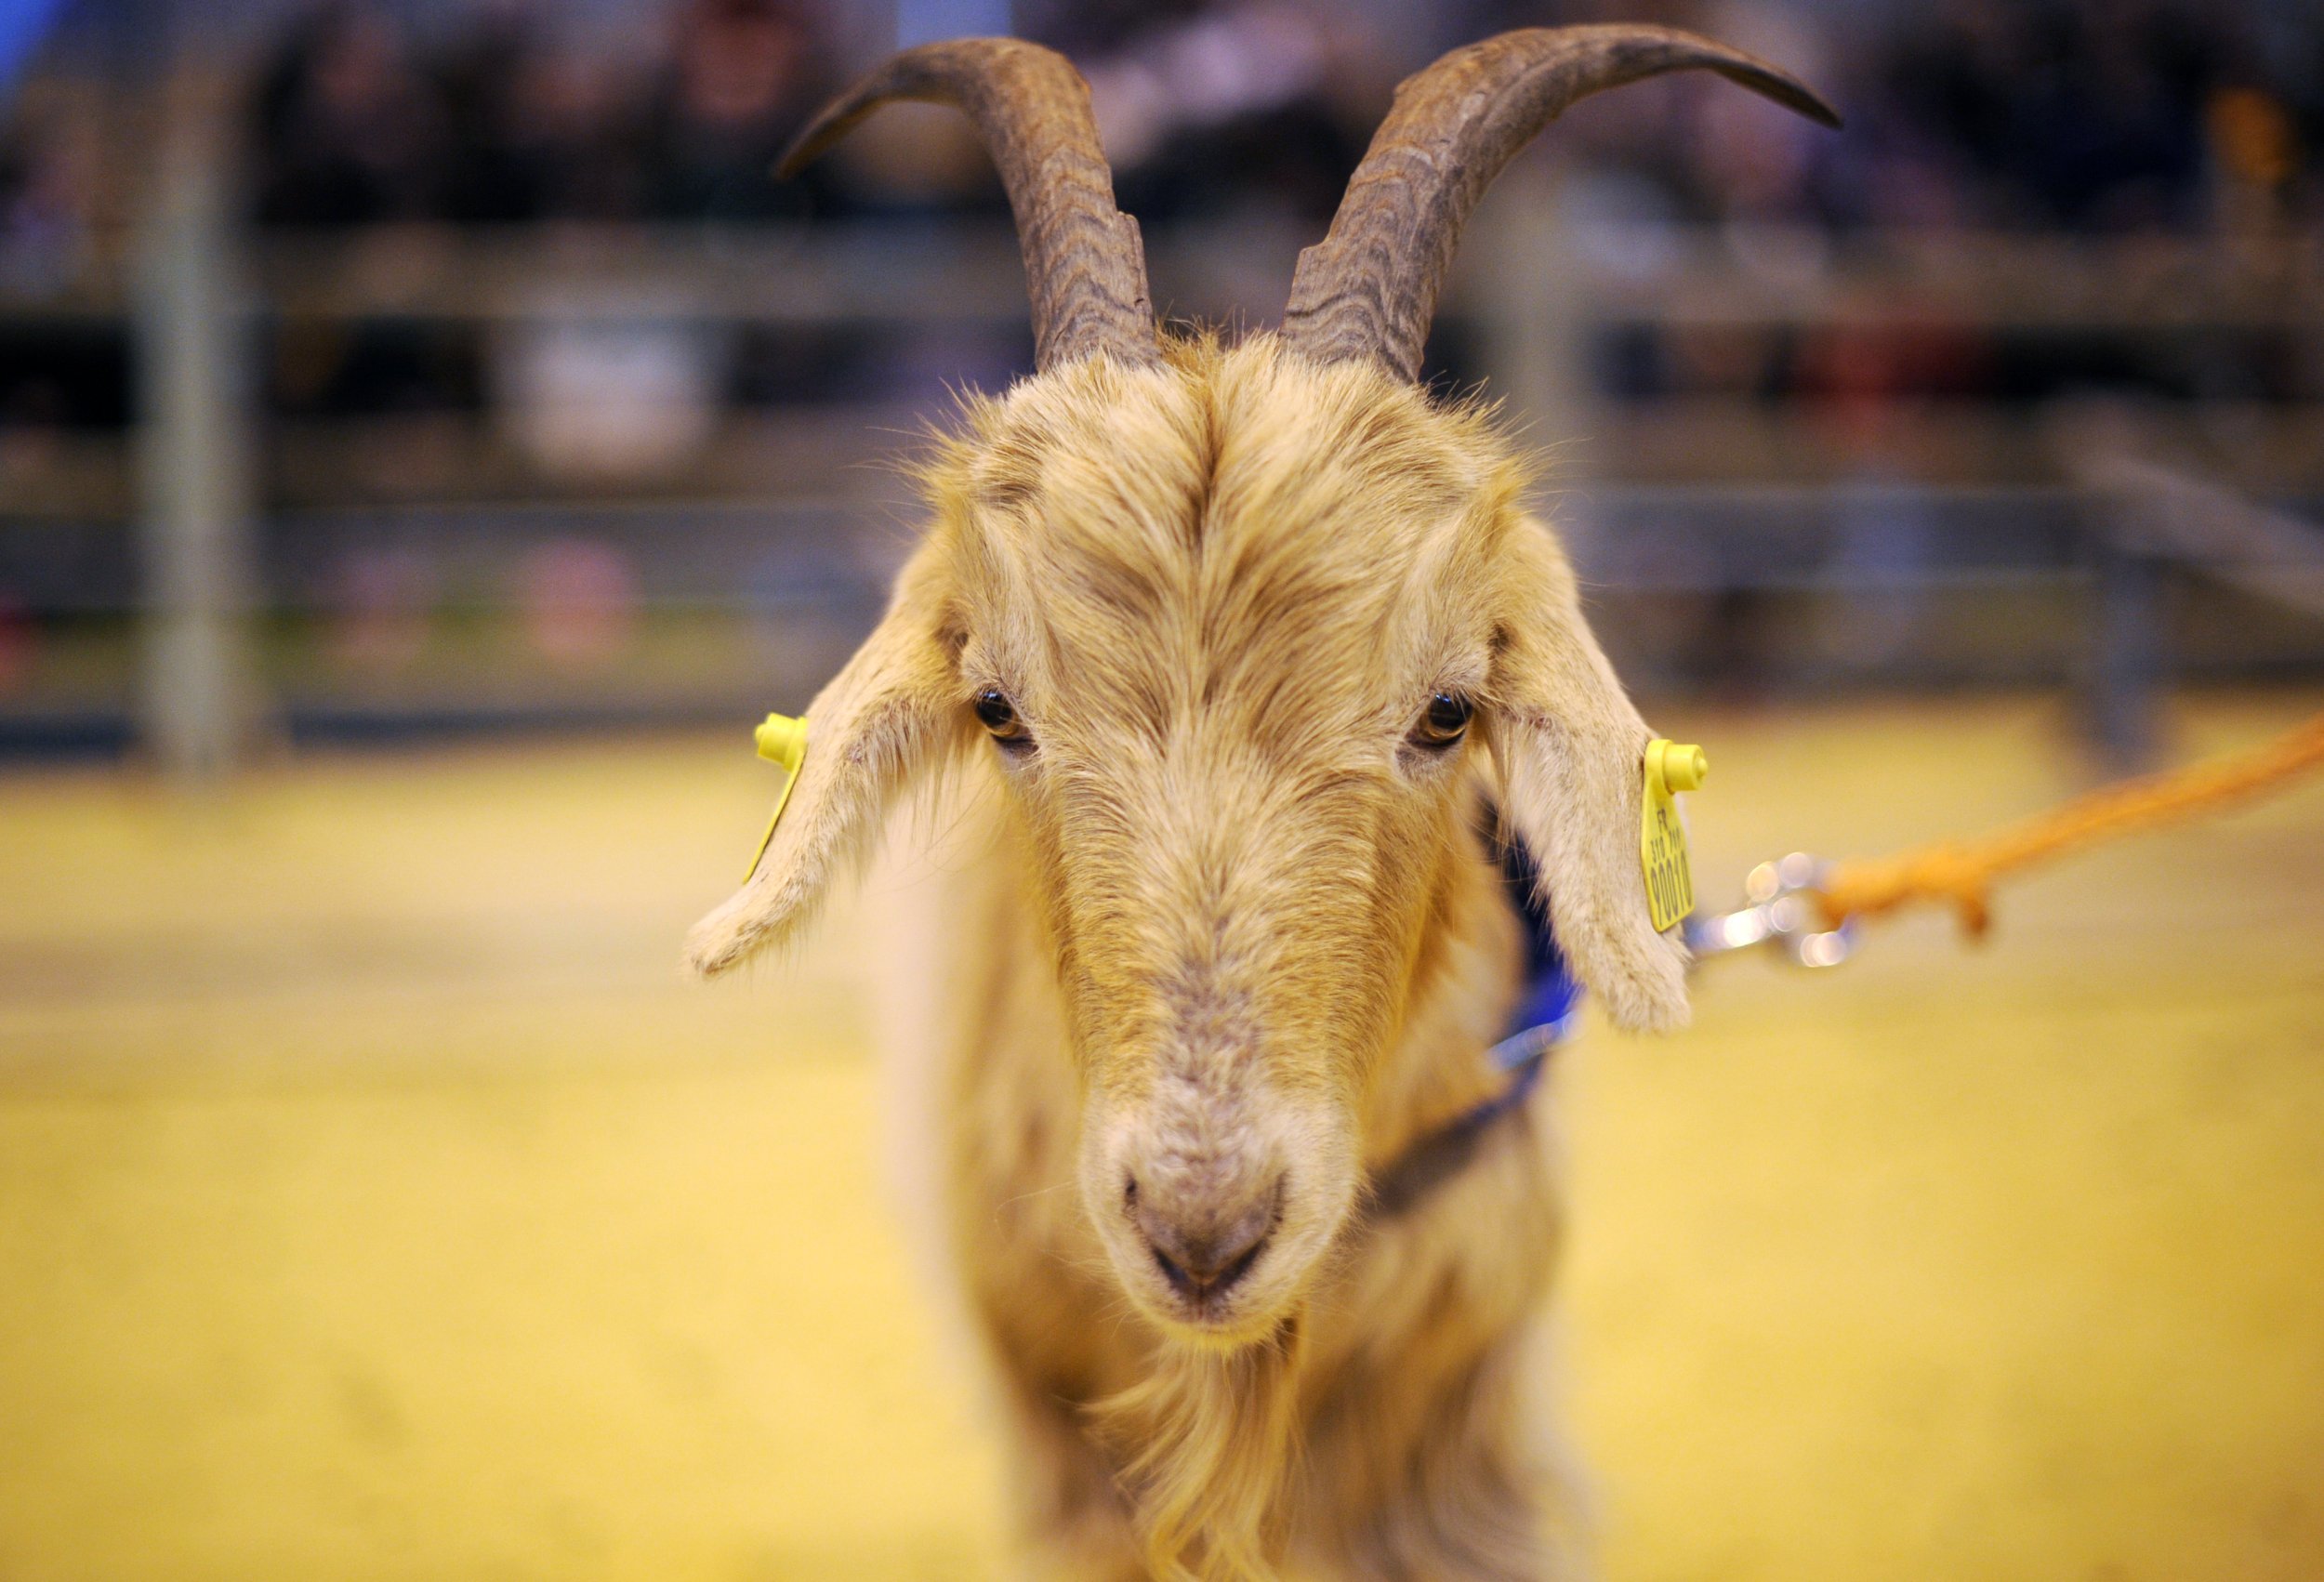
[2080,525,2163,771]
[1469,172,1591,481]
[133,89,261,781]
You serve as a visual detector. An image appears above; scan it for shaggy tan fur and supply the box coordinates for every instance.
[688,332,1687,1579]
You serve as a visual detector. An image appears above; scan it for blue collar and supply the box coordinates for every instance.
[1366,830,1581,1219]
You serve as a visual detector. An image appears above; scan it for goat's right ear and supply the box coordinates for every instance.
[685,544,962,978]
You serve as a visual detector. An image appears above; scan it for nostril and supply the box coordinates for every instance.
[1151,1244,1195,1295]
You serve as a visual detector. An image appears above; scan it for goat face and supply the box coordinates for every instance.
[686,26,1832,1344]
[688,335,1690,1340]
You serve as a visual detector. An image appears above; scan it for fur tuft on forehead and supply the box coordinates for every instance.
[918,333,1534,714]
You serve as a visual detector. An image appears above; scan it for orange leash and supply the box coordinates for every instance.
[1812,709,2324,938]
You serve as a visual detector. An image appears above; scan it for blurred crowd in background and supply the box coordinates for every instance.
[0,0,2312,423]
[224,0,2322,235]
[0,0,2317,743]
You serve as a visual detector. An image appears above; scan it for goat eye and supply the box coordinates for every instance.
[974,688,1031,746]
[1411,691,1472,749]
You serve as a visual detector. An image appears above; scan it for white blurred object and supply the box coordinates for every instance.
[493,298,723,481]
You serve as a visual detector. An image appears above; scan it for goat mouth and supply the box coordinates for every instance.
[1151,1234,1269,1307]
[1135,1191,1290,1333]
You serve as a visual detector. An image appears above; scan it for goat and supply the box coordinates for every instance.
[687,27,1836,1581]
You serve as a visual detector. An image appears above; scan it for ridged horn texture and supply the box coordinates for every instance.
[1281,25,1842,381]
[781,37,1159,372]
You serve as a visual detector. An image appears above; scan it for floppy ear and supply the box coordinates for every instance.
[685,542,963,978]
[1486,519,1690,1033]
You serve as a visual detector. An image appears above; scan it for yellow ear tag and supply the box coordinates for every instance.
[744,712,808,882]
[1641,738,1707,932]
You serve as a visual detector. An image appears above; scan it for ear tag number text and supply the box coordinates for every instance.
[1641,738,1707,932]
[746,712,808,881]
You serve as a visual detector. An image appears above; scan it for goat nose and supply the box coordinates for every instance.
[1129,1177,1278,1301]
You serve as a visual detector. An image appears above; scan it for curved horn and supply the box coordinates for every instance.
[1280,25,1841,380]
[781,38,1158,372]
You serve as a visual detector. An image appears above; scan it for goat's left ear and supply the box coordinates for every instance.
[1484,521,1690,1033]
[685,541,963,978]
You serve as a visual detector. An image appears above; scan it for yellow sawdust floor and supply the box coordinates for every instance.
[3,693,2320,1580]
